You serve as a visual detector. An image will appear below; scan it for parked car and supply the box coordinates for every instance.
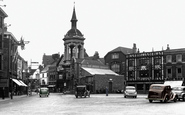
[75,85,90,98]
[39,87,49,97]
[172,86,185,101]
[124,86,137,98]
[147,84,177,103]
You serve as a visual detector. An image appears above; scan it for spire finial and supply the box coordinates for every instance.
[71,2,78,28]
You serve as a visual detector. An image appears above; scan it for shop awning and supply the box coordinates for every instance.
[164,80,183,88]
[18,80,28,87]
[12,78,23,86]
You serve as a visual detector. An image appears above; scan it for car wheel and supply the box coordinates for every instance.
[76,95,78,98]
[149,100,153,103]
[40,95,41,97]
[135,96,137,98]
[164,96,169,103]
[182,95,185,101]
[124,95,126,98]
[174,96,177,102]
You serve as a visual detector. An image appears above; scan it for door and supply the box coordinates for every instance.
[109,82,113,93]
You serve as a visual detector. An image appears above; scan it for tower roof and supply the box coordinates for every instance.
[64,6,85,40]
[71,6,77,23]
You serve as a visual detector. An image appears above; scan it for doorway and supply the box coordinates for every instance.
[109,82,113,93]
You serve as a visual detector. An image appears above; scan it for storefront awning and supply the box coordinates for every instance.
[164,80,183,88]
[18,80,27,87]
[12,78,23,86]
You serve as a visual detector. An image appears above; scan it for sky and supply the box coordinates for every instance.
[2,0,185,65]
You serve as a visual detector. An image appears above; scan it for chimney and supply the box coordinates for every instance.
[166,44,170,50]
[133,43,137,53]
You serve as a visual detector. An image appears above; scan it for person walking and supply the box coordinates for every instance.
[2,87,5,99]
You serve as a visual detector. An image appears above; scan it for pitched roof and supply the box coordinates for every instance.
[82,67,118,75]
[42,54,54,66]
[81,58,108,69]
[110,46,133,54]
[164,48,185,53]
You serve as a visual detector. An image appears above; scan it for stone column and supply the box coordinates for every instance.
[81,45,84,58]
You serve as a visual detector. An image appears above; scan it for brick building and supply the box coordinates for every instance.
[104,44,137,76]
[126,45,185,93]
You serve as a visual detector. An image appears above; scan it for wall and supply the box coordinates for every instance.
[94,74,125,93]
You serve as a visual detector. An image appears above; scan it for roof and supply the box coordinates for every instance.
[81,59,106,67]
[42,54,55,66]
[151,84,170,87]
[164,48,185,53]
[65,28,84,38]
[29,69,37,75]
[71,6,77,22]
[164,80,183,88]
[105,46,133,58]
[82,67,118,75]
[0,7,8,17]
[110,46,133,54]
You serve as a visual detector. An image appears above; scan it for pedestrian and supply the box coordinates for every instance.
[2,87,5,99]
[106,87,108,96]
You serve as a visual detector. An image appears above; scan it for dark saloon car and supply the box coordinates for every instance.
[75,85,90,98]
[147,84,177,103]
[39,87,49,97]
[172,86,185,101]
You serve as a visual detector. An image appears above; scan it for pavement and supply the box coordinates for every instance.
[0,92,38,102]
[0,93,148,102]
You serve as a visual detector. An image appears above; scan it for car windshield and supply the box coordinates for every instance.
[126,88,135,90]
[172,87,182,91]
[152,86,162,90]
[77,87,85,91]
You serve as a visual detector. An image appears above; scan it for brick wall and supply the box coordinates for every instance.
[94,75,125,93]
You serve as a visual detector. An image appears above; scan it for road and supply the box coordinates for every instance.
[0,93,185,115]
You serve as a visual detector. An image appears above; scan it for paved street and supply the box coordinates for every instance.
[0,93,185,115]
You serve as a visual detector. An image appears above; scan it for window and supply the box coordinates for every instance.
[112,53,119,59]
[0,34,2,49]
[0,55,2,70]
[111,63,120,73]
[167,68,171,74]
[166,55,172,63]
[177,68,181,74]
[0,17,3,28]
[129,60,134,66]
[176,54,182,62]
[154,58,162,65]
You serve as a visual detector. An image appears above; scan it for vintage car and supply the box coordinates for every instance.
[172,86,185,101]
[75,85,90,98]
[147,84,177,103]
[39,87,49,97]
[124,86,137,98]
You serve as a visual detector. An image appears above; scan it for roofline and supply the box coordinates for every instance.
[4,31,19,43]
[0,7,8,17]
